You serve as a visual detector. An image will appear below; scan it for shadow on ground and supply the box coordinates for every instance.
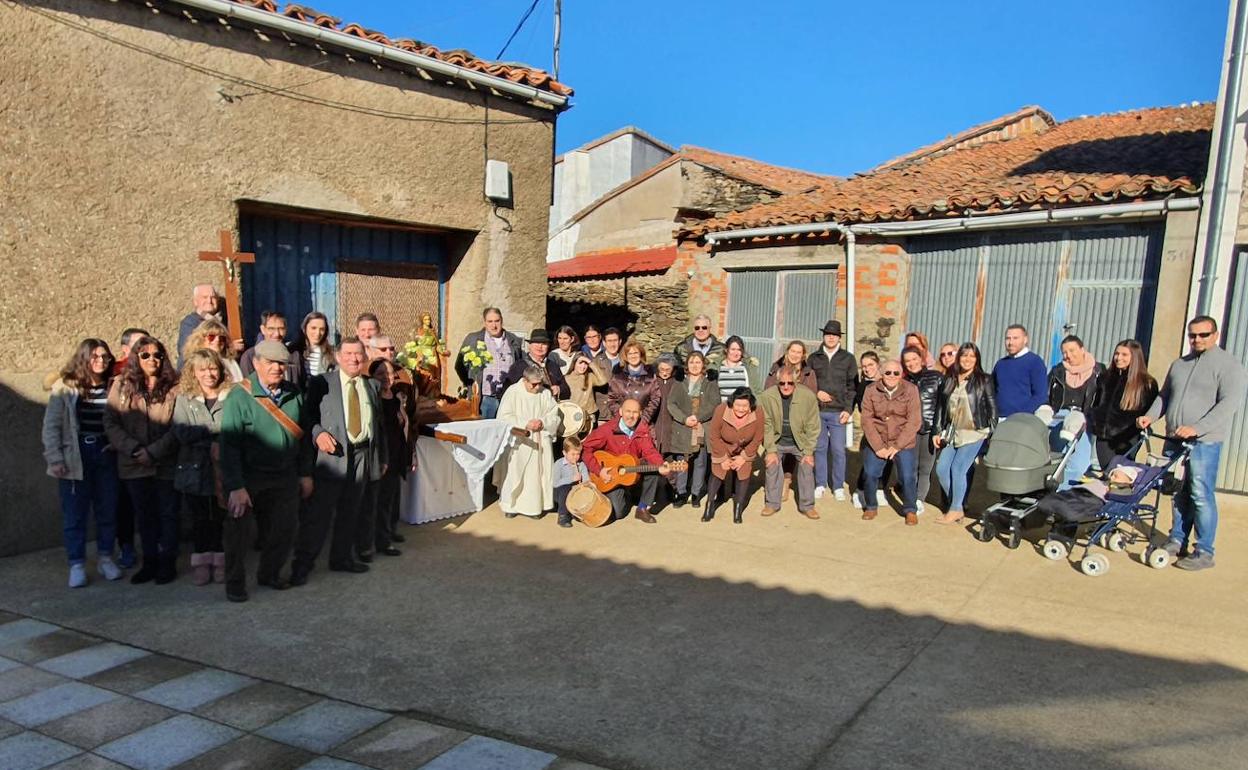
[1,501,1246,770]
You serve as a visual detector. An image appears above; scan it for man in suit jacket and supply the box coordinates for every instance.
[291,337,387,585]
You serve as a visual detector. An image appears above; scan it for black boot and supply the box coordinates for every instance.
[733,477,751,524]
[702,477,723,522]
[130,562,156,585]
[154,554,177,585]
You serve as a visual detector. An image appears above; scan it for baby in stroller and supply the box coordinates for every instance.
[973,406,1088,549]
[1038,430,1194,576]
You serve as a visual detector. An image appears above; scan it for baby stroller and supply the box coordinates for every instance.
[1038,430,1194,576]
[973,410,1087,549]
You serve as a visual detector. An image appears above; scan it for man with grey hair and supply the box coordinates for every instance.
[455,307,523,419]
[494,365,561,519]
[674,314,726,373]
[367,335,396,362]
[177,284,222,367]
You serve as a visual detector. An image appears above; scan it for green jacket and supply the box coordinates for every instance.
[758,384,821,455]
[219,373,312,492]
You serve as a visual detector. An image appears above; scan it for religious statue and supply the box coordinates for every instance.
[397,315,479,421]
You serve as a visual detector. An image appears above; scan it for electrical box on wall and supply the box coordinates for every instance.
[485,160,512,203]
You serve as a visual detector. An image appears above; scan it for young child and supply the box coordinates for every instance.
[552,436,591,528]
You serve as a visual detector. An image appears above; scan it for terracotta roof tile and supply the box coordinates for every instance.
[230,1,571,96]
[547,246,677,281]
[684,103,1212,238]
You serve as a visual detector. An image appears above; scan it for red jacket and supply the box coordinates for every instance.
[582,416,663,474]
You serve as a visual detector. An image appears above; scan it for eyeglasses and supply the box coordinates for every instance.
[138,352,164,361]
[882,369,902,375]
[940,351,956,358]
[778,381,796,387]
[1188,331,1214,339]
[203,334,221,342]
[694,325,710,331]
[376,346,396,352]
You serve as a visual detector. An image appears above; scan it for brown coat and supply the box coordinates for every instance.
[103,380,179,480]
[860,379,922,453]
[650,376,680,452]
[709,403,764,463]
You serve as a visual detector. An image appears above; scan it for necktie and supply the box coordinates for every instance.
[347,378,361,438]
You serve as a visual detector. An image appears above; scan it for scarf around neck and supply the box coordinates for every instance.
[1063,354,1097,389]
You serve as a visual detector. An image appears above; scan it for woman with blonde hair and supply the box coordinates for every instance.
[765,340,818,391]
[183,319,243,384]
[172,349,232,586]
[564,352,609,428]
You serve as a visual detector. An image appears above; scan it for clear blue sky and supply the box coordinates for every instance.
[309,0,1227,176]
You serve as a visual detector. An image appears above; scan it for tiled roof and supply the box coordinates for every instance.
[684,103,1213,237]
[872,106,1056,171]
[547,246,677,281]
[227,0,572,96]
[678,146,835,194]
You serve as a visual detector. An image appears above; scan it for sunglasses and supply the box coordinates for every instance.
[694,325,710,331]
[376,346,396,352]
[138,352,164,361]
[203,334,221,342]
[882,369,902,375]
[1188,331,1214,339]
[940,351,956,357]
[778,381,796,387]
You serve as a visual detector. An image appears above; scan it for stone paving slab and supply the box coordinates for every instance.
[36,695,173,749]
[95,714,241,770]
[192,681,320,731]
[37,643,150,680]
[0,630,100,665]
[82,654,202,694]
[0,730,80,770]
[0,715,21,740]
[0,656,20,674]
[0,619,58,646]
[296,758,373,770]
[258,700,391,754]
[0,666,67,703]
[0,681,118,727]
[173,733,315,770]
[47,755,131,770]
[133,668,255,711]
[330,715,470,770]
[418,735,558,770]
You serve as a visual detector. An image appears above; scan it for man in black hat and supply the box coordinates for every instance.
[807,320,858,502]
[504,329,570,400]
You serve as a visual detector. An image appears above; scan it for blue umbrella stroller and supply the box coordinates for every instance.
[1038,430,1195,576]
[973,410,1087,549]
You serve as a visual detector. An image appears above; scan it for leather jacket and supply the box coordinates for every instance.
[934,373,998,433]
[905,368,943,435]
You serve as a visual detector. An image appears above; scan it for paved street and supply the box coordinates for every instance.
[1,484,1245,770]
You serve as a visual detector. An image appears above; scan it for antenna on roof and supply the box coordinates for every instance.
[553,0,562,81]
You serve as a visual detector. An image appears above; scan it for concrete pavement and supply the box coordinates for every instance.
[0,483,1244,770]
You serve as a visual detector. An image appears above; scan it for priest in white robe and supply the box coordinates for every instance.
[493,366,561,517]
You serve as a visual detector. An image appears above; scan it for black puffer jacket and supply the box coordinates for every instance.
[905,368,943,435]
[934,373,998,433]
[1046,362,1105,415]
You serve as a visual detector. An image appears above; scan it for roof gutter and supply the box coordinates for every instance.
[167,0,571,110]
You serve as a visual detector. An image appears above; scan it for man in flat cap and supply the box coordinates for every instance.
[504,328,569,400]
[219,340,313,602]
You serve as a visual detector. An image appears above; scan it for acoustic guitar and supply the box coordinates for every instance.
[592,451,688,494]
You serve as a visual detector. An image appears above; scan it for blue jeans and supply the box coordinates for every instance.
[58,437,119,565]
[672,446,709,497]
[481,395,501,420]
[1166,441,1222,557]
[814,411,847,490]
[936,439,984,512]
[863,446,917,514]
[125,477,181,563]
[1049,410,1094,489]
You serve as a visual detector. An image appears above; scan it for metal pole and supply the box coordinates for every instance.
[1198,0,1248,312]
[553,0,562,81]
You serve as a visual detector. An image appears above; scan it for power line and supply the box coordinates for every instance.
[496,0,542,60]
[18,2,544,126]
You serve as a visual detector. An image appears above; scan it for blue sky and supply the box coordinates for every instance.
[309,1,1227,176]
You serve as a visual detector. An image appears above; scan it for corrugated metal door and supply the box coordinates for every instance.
[726,269,838,388]
[1218,248,1248,493]
[905,224,1162,367]
[239,214,446,342]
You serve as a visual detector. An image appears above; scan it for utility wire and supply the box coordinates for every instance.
[18,2,543,126]
[495,0,542,60]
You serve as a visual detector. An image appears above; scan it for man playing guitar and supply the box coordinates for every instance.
[582,399,671,523]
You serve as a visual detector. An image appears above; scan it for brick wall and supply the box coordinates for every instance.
[853,241,910,358]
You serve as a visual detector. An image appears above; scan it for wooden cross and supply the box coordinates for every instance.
[198,229,255,344]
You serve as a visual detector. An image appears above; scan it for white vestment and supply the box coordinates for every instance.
[492,385,561,515]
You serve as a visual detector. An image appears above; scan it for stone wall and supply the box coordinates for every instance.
[0,0,557,554]
[547,273,690,356]
[680,163,780,216]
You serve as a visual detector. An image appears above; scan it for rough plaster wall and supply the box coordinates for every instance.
[572,163,683,255]
[681,163,781,216]
[0,0,556,553]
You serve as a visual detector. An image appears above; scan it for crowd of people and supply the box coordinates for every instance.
[42,285,1246,602]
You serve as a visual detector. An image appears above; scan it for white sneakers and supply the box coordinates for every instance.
[851,491,863,509]
[833,488,848,503]
[68,563,88,588]
[915,502,926,515]
[98,557,123,581]
[876,489,887,506]
[814,486,826,499]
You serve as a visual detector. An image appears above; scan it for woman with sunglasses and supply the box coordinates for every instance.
[42,339,124,587]
[935,343,958,375]
[932,343,997,525]
[104,336,182,584]
[183,320,243,384]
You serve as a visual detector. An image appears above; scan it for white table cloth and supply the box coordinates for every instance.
[400,418,512,524]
